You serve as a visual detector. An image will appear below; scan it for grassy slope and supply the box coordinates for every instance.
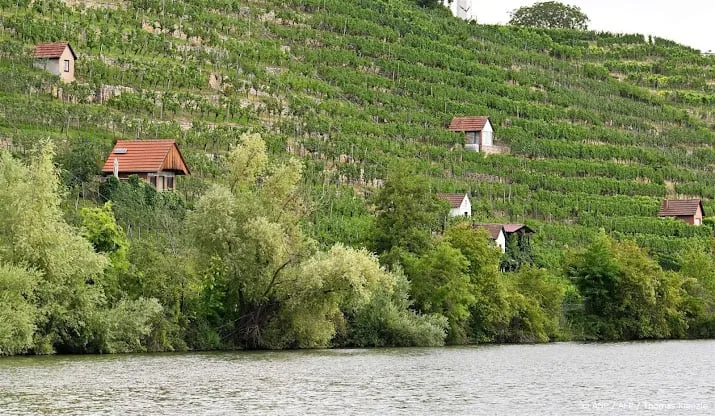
[0,0,713,258]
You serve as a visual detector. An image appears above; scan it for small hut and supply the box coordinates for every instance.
[448,116,494,152]
[33,42,77,83]
[102,140,190,191]
[658,199,705,225]
[437,193,471,217]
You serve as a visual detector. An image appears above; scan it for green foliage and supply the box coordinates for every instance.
[503,266,567,342]
[444,224,511,342]
[189,134,445,349]
[0,145,108,353]
[372,164,447,256]
[80,202,128,257]
[678,248,715,337]
[567,231,686,340]
[509,2,589,30]
[501,232,534,272]
[0,146,172,354]
[0,263,38,356]
[344,271,448,347]
[406,240,474,343]
[413,0,446,8]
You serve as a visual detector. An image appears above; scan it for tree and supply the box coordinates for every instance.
[189,134,445,349]
[0,145,165,354]
[188,134,314,348]
[372,163,447,257]
[509,1,589,30]
[504,266,567,342]
[678,248,715,337]
[0,263,38,355]
[0,144,108,353]
[444,224,512,342]
[344,270,447,347]
[567,231,686,340]
[406,240,474,343]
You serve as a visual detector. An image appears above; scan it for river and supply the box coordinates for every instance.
[1,341,713,415]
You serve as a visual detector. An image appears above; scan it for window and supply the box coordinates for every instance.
[166,176,175,190]
[63,60,70,72]
[149,174,157,187]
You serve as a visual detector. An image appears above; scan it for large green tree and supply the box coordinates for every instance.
[189,134,445,348]
[509,1,589,30]
[406,240,474,343]
[444,224,512,342]
[0,145,164,354]
[678,247,715,337]
[372,164,448,257]
[567,231,685,340]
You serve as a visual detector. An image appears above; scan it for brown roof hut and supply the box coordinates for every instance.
[437,193,471,217]
[33,42,77,83]
[102,140,190,191]
[448,116,494,152]
[658,199,705,226]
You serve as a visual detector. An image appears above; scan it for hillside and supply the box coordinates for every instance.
[1,0,714,261]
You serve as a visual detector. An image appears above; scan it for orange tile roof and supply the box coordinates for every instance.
[102,140,189,174]
[448,116,490,132]
[34,42,76,59]
[658,199,704,217]
[437,193,467,208]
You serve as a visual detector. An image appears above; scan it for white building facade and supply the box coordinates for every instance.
[442,0,477,21]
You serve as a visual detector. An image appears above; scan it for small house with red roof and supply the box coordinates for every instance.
[33,42,77,83]
[658,199,705,226]
[448,116,494,152]
[437,193,471,217]
[102,140,190,191]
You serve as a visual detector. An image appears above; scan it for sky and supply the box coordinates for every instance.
[447,0,715,53]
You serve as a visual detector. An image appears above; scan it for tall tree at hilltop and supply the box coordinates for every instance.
[509,1,589,30]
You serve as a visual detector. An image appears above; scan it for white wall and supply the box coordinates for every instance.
[442,0,477,20]
[448,195,471,217]
[481,119,493,147]
[495,230,506,253]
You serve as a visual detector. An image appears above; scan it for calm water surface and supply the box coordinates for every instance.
[0,341,713,415]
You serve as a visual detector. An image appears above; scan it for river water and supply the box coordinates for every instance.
[0,341,713,415]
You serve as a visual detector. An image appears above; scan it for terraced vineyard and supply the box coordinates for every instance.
[1,0,713,263]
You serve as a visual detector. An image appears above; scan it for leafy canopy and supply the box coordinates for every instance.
[509,1,589,30]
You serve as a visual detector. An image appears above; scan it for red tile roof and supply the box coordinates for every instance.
[503,224,535,234]
[102,140,189,175]
[658,199,704,217]
[437,193,467,208]
[448,116,490,132]
[473,224,504,240]
[33,42,77,59]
